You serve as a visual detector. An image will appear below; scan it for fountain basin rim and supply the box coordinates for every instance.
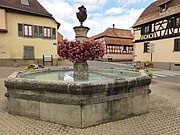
[5,68,151,95]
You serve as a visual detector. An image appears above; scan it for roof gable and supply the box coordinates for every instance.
[0,0,52,17]
[133,0,180,27]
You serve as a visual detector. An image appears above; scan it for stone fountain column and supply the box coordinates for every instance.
[73,26,90,43]
[73,26,90,75]
[73,5,90,79]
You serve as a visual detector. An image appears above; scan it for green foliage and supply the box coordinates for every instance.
[145,61,153,67]
[24,67,35,71]
[24,64,44,71]
[145,70,153,78]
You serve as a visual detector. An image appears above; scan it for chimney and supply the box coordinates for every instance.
[113,24,115,28]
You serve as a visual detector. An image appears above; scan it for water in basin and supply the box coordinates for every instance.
[18,68,139,82]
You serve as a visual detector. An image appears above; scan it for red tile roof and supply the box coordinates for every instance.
[90,28,134,46]
[91,28,133,40]
[133,0,180,27]
[105,38,134,46]
[0,0,52,17]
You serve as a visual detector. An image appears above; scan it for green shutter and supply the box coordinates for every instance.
[39,26,43,38]
[24,46,34,59]
[18,23,23,37]
[34,25,39,38]
[52,28,56,39]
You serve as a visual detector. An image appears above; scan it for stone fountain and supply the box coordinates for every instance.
[4,6,151,128]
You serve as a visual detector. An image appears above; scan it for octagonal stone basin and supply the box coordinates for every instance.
[5,68,151,128]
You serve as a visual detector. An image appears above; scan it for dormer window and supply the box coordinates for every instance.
[160,4,166,13]
[158,0,172,13]
[20,0,29,6]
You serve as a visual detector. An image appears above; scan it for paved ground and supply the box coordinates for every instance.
[0,64,180,135]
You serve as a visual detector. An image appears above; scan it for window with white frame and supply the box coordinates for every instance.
[43,27,51,38]
[24,24,32,37]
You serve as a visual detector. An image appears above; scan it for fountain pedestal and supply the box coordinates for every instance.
[74,60,89,81]
[73,25,90,78]
[74,60,89,73]
[73,26,90,43]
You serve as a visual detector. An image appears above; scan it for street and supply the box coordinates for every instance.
[152,70,180,84]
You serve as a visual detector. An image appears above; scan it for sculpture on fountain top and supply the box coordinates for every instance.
[74,5,89,43]
[76,5,87,26]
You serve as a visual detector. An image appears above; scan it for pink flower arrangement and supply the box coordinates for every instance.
[57,39,105,62]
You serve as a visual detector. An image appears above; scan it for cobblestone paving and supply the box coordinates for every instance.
[0,67,180,135]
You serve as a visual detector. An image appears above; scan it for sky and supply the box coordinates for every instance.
[38,0,155,39]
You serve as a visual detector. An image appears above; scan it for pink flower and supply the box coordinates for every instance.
[57,39,105,62]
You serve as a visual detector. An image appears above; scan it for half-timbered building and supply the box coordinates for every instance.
[133,0,180,70]
[90,26,134,61]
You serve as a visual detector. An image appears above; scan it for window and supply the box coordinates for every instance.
[123,46,127,51]
[168,19,175,28]
[174,39,180,51]
[145,26,150,34]
[160,4,166,13]
[175,17,180,27]
[24,24,32,37]
[43,27,51,38]
[141,25,151,35]
[144,42,149,53]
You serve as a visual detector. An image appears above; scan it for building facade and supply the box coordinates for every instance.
[133,0,180,70]
[0,0,60,66]
[90,26,134,61]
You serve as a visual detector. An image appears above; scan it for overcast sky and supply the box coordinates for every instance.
[38,0,155,39]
